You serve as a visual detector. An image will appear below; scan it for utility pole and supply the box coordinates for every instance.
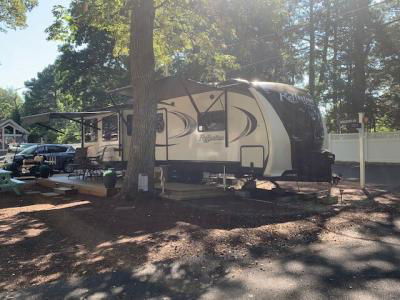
[359,112,365,189]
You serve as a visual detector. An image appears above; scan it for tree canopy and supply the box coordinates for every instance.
[0,87,23,122]
[0,0,38,32]
[22,0,400,139]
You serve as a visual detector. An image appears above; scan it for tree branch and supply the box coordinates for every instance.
[383,18,400,27]
[155,0,169,10]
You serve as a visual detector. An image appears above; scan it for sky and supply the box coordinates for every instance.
[0,0,71,95]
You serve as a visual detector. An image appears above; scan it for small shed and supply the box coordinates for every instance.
[0,119,29,151]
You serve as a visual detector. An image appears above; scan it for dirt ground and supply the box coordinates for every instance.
[0,181,400,298]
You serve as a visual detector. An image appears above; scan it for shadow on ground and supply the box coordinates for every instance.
[0,187,400,299]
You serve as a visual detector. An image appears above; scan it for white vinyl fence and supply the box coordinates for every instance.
[327,131,400,163]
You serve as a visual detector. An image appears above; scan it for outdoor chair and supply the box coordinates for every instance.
[69,147,109,180]
[68,148,96,179]
[86,146,109,178]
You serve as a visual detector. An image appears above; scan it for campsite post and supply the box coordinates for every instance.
[80,116,85,149]
[359,112,365,189]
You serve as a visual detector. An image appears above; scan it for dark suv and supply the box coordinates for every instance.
[5,144,75,175]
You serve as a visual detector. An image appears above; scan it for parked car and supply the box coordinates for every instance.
[7,143,39,154]
[1,143,39,165]
[5,144,75,176]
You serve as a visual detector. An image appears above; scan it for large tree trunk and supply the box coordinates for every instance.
[351,0,369,115]
[308,0,316,97]
[318,0,331,85]
[119,0,156,200]
[332,0,340,132]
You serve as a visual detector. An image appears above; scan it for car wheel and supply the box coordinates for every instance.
[63,163,74,173]
[6,162,20,177]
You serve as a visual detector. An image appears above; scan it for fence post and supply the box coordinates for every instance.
[328,133,332,152]
[365,131,368,163]
[359,112,366,189]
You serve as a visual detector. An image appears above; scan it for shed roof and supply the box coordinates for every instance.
[0,119,29,134]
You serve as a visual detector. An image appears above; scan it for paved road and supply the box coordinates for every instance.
[334,163,400,187]
[3,219,400,300]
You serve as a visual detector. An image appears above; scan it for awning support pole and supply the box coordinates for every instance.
[36,123,65,134]
[224,89,229,148]
[204,91,225,114]
[180,78,200,117]
[108,94,127,161]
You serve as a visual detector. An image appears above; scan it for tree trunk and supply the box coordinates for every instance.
[332,0,340,132]
[351,0,369,115]
[318,0,331,84]
[119,0,156,200]
[309,0,316,97]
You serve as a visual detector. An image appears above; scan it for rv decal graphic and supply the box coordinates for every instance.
[168,111,197,139]
[279,92,313,105]
[279,92,320,121]
[199,134,224,143]
[230,107,258,143]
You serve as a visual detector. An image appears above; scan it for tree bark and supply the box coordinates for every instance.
[332,0,340,132]
[119,0,157,200]
[318,0,331,84]
[351,0,369,115]
[308,0,316,97]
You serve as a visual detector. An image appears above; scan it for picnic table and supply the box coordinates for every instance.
[0,169,25,195]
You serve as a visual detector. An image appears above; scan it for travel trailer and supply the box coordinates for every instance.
[22,77,335,183]
[114,77,335,183]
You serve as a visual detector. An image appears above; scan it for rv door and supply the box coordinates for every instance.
[155,108,168,161]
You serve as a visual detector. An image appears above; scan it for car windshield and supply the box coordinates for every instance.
[20,144,34,149]
[16,144,35,153]
[18,145,37,155]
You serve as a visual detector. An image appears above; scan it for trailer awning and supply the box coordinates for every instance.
[107,77,217,101]
[21,111,116,149]
[21,111,113,126]
[107,76,254,102]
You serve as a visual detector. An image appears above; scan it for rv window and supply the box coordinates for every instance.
[102,115,118,141]
[84,118,98,142]
[198,110,226,132]
[127,115,133,136]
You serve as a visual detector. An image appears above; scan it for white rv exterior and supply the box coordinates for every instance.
[119,88,292,178]
[80,112,121,161]
[113,78,334,182]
